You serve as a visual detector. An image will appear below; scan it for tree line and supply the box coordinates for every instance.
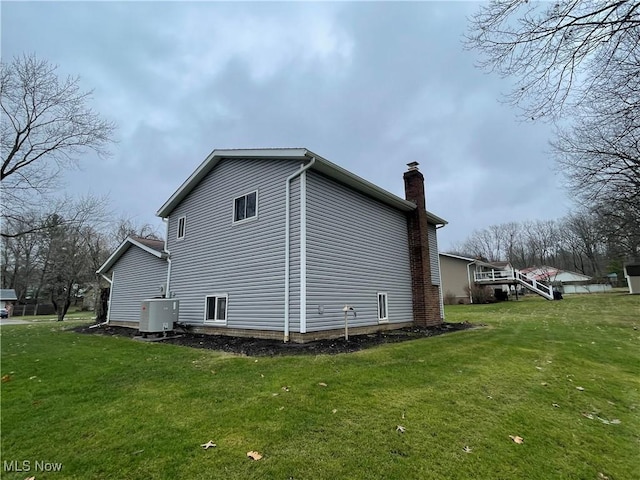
[449,209,628,281]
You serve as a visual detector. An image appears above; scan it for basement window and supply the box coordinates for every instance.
[377,292,388,322]
[205,294,228,324]
[233,191,258,223]
[177,216,186,240]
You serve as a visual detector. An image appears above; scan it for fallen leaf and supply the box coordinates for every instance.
[540,382,548,386]
[318,382,328,387]
[462,446,472,453]
[581,412,594,419]
[1,374,11,383]
[535,366,543,370]
[282,386,290,392]
[401,412,405,419]
[131,449,145,455]
[201,440,217,449]
[576,386,584,391]
[278,406,285,411]
[487,395,493,399]
[29,376,37,380]
[332,409,337,414]
[610,419,621,424]
[272,393,279,396]
[261,374,264,378]
[25,477,36,480]
[597,473,610,480]
[552,403,560,408]
[396,425,406,433]
[247,451,262,461]
[509,435,524,444]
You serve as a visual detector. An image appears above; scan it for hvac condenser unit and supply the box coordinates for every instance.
[140,299,179,334]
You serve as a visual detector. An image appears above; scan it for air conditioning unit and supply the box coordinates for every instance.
[140,299,179,334]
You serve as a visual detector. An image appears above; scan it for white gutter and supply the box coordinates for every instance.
[284,156,316,342]
[100,274,112,285]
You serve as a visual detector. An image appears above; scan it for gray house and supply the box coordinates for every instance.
[101,148,446,342]
[97,237,168,325]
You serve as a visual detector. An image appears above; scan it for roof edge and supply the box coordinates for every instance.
[97,237,167,275]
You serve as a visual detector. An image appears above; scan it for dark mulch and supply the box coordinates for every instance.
[72,322,478,356]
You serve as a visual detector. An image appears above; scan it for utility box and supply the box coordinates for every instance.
[140,299,179,333]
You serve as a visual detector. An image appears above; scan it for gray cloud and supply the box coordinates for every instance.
[2,2,569,249]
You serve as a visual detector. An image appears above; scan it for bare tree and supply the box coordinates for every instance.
[466,1,640,120]
[1,54,115,232]
[466,1,640,259]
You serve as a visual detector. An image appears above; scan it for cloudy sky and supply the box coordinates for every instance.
[2,1,570,250]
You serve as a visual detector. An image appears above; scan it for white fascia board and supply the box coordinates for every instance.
[439,252,476,262]
[96,237,167,275]
[156,148,309,218]
[155,146,447,224]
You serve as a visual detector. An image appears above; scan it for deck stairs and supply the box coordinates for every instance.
[474,269,554,300]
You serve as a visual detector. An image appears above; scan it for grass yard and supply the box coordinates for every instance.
[1,293,638,479]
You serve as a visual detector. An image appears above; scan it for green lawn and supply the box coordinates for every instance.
[1,294,638,479]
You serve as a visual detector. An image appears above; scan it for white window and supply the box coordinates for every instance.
[233,191,258,223]
[205,294,228,324]
[177,216,186,240]
[377,292,388,322]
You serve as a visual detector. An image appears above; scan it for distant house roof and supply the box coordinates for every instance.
[439,253,498,269]
[97,236,167,275]
[520,266,591,283]
[156,148,447,226]
[0,289,18,301]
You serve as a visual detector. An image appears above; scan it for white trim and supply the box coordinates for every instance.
[203,294,228,325]
[377,292,389,323]
[300,170,307,334]
[155,148,447,224]
[96,236,166,275]
[177,216,186,240]
[164,218,171,298]
[284,157,316,342]
[106,271,115,323]
[232,190,259,225]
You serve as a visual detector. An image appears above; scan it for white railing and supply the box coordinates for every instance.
[474,269,554,300]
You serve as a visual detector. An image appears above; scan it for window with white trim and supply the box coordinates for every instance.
[377,292,388,321]
[233,191,257,223]
[177,216,186,240]
[205,295,228,323]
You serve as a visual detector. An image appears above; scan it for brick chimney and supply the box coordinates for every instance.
[404,162,442,327]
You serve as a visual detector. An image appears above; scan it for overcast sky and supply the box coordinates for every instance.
[2,1,571,250]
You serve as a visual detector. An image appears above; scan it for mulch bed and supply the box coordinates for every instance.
[72,322,478,356]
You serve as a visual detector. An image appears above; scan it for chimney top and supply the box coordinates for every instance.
[407,162,420,171]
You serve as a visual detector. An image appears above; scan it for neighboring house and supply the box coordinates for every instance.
[98,148,447,342]
[520,266,611,294]
[97,237,168,325]
[439,254,513,303]
[1,289,18,316]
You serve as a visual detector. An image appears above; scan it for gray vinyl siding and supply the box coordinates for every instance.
[109,247,167,324]
[166,158,303,331]
[428,224,440,285]
[305,170,413,331]
[288,176,301,332]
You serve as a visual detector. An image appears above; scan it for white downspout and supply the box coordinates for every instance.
[106,271,115,323]
[163,218,172,298]
[466,261,475,304]
[284,156,316,342]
